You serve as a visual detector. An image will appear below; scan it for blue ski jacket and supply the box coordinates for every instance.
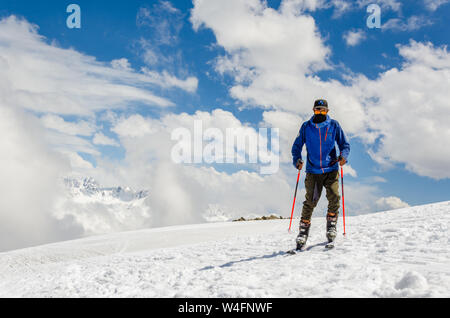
[292,115,350,174]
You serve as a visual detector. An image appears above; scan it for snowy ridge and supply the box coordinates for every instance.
[0,201,449,297]
[53,177,152,235]
[63,177,149,202]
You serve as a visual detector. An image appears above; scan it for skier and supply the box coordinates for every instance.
[291,99,350,250]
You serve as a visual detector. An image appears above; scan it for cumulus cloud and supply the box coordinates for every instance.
[191,1,450,181]
[103,109,291,227]
[343,165,357,178]
[343,29,366,46]
[110,58,133,71]
[261,110,305,163]
[190,0,365,137]
[356,41,450,179]
[0,15,201,251]
[0,14,198,170]
[0,105,83,252]
[376,196,410,211]
[191,0,331,75]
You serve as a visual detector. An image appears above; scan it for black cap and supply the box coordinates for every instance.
[314,99,328,108]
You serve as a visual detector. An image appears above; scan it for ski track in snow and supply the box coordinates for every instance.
[0,202,449,298]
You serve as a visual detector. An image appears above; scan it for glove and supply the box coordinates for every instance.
[296,159,304,170]
[338,156,347,166]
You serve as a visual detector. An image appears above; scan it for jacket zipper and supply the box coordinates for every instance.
[317,125,324,173]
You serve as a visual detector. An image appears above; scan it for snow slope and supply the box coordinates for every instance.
[0,201,449,298]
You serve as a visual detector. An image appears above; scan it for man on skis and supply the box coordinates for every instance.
[291,99,350,250]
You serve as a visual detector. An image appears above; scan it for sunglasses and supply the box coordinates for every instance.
[314,108,328,115]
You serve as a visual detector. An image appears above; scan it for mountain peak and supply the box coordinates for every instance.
[63,177,149,201]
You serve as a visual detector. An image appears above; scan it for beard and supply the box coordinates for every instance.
[313,114,327,123]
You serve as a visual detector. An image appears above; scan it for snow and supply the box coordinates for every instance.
[0,201,449,298]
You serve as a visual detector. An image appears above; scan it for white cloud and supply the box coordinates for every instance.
[136,2,183,45]
[343,29,366,46]
[279,0,327,12]
[343,164,357,178]
[191,0,363,141]
[0,15,200,206]
[191,1,450,180]
[397,40,450,68]
[261,110,304,163]
[382,16,434,32]
[190,0,367,139]
[191,0,330,75]
[45,130,100,157]
[423,0,450,11]
[111,58,133,71]
[93,133,120,147]
[112,114,161,138]
[141,68,198,93]
[63,152,95,170]
[41,114,96,136]
[0,15,201,118]
[366,176,388,183]
[329,0,353,18]
[376,196,410,211]
[356,41,450,179]
[103,109,292,226]
[0,105,83,252]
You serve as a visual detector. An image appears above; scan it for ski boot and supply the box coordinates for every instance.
[326,212,338,243]
[295,219,311,250]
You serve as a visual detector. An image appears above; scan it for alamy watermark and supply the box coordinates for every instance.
[66,4,81,29]
[171,121,280,175]
[367,4,381,29]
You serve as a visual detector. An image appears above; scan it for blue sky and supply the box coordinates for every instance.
[1,0,449,213]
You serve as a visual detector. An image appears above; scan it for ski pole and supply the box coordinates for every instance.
[288,170,301,233]
[341,166,346,236]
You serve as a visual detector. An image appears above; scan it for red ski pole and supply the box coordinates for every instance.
[341,166,346,236]
[288,170,301,233]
